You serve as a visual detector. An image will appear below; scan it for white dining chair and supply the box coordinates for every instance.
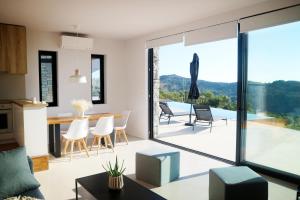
[114,111,131,144]
[90,116,114,155]
[62,118,89,160]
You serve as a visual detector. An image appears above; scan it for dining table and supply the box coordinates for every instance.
[47,113,122,158]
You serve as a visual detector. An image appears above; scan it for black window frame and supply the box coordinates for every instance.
[91,54,105,104]
[38,50,58,107]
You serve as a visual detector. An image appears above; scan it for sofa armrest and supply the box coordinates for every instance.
[27,156,34,174]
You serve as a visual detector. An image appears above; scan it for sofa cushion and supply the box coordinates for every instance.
[0,147,40,199]
[20,188,44,200]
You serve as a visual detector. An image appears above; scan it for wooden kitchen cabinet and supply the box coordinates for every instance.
[0,23,27,74]
[0,24,7,72]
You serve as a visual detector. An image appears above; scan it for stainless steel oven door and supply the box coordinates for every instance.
[0,110,13,133]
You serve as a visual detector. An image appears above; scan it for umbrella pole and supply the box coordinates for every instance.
[185,101,194,126]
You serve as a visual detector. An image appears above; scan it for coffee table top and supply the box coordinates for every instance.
[76,172,166,200]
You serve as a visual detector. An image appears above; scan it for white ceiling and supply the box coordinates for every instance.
[0,0,269,40]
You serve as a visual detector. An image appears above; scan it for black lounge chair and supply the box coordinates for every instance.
[193,105,227,132]
[159,102,175,124]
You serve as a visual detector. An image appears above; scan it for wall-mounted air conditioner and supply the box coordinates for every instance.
[61,35,93,50]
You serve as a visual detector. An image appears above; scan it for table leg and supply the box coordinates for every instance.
[49,124,61,157]
[111,130,115,147]
[75,180,78,200]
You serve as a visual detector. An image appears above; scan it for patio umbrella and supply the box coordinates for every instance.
[185,53,200,126]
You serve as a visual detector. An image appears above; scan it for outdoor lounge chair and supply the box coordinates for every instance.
[193,104,227,132]
[159,102,175,124]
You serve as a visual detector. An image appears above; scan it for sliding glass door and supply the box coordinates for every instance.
[149,5,300,184]
[150,29,238,162]
[244,21,300,176]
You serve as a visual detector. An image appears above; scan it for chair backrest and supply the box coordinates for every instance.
[65,118,89,140]
[159,102,174,115]
[94,116,114,136]
[119,110,131,128]
[193,105,213,121]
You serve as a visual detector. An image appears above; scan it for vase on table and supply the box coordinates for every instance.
[78,111,85,118]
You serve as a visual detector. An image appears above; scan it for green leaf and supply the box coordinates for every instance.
[114,156,118,171]
[120,167,126,175]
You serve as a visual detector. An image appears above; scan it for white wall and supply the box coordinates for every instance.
[124,0,300,139]
[26,29,128,116]
[0,73,25,99]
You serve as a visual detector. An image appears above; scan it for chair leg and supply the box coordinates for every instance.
[70,140,75,160]
[118,131,121,142]
[77,141,82,152]
[97,136,101,155]
[104,137,108,148]
[107,136,114,152]
[63,139,70,155]
[81,139,89,157]
[90,136,96,151]
[122,129,129,144]
[210,122,212,133]
[168,116,171,124]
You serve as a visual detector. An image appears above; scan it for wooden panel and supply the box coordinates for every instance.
[0,142,19,151]
[32,155,49,172]
[5,24,27,74]
[0,143,48,172]
[48,113,122,125]
[15,26,27,74]
[5,25,17,73]
[0,24,7,72]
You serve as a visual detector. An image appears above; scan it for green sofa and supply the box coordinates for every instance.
[0,147,44,200]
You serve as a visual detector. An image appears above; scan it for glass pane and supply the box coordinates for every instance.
[245,21,300,175]
[91,58,101,101]
[154,38,237,161]
[0,114,8,129]
[40,61,53,103]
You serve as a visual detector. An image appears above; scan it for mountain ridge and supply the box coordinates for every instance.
[159,74,237,101]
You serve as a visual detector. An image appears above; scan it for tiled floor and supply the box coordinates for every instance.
[35,136,297,200]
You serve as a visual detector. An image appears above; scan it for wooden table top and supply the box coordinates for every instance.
[47,113,122,125]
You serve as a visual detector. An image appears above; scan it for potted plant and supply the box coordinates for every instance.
[102,156,126,190]
[71,99,92,117]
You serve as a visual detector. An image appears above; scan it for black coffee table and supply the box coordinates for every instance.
[75,172,166,200]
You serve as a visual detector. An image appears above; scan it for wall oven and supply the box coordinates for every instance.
[0,104,13,134]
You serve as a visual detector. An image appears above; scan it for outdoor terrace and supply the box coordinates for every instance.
[157,108,300,176]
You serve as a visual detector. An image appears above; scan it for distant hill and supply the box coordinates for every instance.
[160,74,300,115]
[160,74,237,101]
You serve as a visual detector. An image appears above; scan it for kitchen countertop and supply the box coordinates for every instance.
[0,99,48,108]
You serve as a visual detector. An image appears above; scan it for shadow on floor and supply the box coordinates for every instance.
[157,126,210,138]
[125,171,209,190]
[68,186,97,200]
[159,120,183,125]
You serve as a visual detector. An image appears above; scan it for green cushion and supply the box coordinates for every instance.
[0,147,40,199]
[211,166,262,185]
[136,148,180,186]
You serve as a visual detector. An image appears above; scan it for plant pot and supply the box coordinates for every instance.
[108,175,124,190]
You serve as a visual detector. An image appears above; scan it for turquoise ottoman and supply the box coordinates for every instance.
[136,148,180,186]
[209,166,268,200]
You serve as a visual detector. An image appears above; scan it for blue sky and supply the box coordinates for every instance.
[159,21,300,83]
